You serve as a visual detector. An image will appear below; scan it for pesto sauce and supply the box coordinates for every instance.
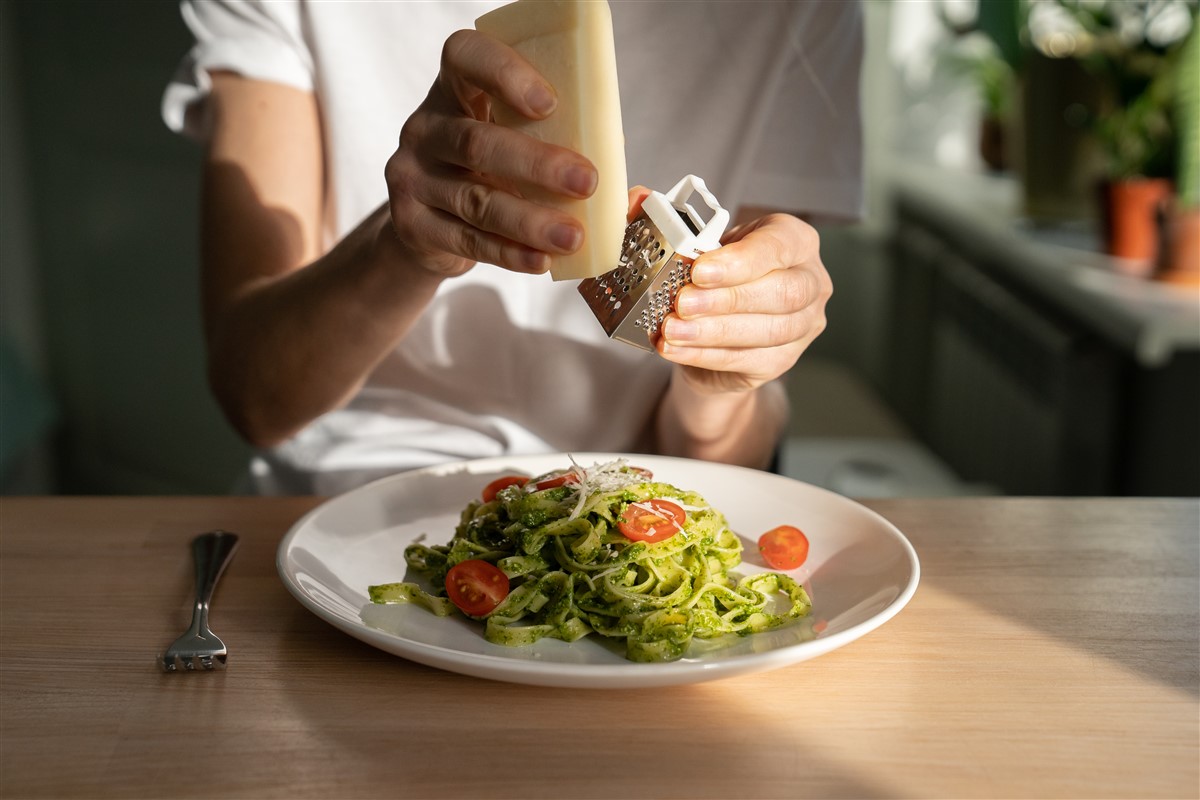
[374,461,812,663]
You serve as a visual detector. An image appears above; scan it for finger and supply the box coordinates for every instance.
[627,185,651,223]
[397,202,552,275]
[657,338,802,378]
[422,114,597,198]
[660,308,825,350]
[690,215,819,289]
[441,29,557,119]
[417,167,584,255]
[674,267,823,319]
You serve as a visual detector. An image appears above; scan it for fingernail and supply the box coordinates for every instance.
[674,288,707,317]
[691,260,721,285]
[664,318,698,342]
[563,165,597,196]
[548,222,582,253]
[525,82,556,116]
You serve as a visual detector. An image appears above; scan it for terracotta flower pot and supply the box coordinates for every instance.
[1099,177,1174,263]
[1157,204,1200,286]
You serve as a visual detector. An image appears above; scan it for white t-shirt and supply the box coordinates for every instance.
[163,0,864,495]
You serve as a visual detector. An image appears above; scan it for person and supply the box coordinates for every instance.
[162,0,863,495]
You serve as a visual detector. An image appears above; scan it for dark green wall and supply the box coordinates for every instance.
[2,0,249,493]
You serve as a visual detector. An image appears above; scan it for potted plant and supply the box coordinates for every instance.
[965,0,1113,222]
[1159,24,1200,285]
[967,0,1197,247]
[939,2,1024,172]
[1093,64,1176,264]
[1049,0,1197,263]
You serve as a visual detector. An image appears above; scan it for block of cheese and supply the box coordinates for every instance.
[476,0,628,281]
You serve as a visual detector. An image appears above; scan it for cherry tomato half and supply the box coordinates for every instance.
[444,560,510,617]
[482,475,527,503]
[617,499,686,543]
[531,470,581,491]
[758,525,810,570]
[624,466,653,481]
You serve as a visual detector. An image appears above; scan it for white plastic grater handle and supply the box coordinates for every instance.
[641,174,730,258]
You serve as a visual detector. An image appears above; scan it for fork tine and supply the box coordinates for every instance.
[161,530,239,675]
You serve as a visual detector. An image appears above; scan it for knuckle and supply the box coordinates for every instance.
[763,228,791,268]
[456,182,492,224]
[384,152,402,191]
[456,122,491,170]
[802,222,821,254]
[398,115,424,151]
[453,222,480,260]
[441,29,473,69]
[771,312,808,345]
[384,151,404,189]
[709,285,736,315]
[810,265,833,306]
[818,267,834,301]
[778,274,810,312]
[384,154,418,203]
[717,286,739,315]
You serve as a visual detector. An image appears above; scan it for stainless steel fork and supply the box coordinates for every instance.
[161,530,239,672]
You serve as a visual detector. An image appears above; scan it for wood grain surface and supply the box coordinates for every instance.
[1,496,1196,798]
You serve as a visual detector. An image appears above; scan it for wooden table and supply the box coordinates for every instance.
[2,496,1197,798]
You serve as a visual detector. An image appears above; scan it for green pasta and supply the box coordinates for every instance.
[368,459,812,662]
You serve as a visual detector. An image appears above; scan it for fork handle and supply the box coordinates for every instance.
[190,530,239,632]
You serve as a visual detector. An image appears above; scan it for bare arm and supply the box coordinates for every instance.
[200,74,445,447]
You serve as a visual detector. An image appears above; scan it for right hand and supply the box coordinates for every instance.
[384,29,598,278]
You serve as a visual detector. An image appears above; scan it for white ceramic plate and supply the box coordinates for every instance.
[277,453,920,688]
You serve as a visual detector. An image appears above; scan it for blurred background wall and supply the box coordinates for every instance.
[1,0,1196,497]
[0,0,249,493]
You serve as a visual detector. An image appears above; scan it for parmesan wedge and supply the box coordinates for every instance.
[475,0,628,281]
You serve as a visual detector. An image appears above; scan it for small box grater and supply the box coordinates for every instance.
[578,174,729,351]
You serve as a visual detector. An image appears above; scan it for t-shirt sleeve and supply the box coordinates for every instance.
[161,0,313,141]
[743,2,865,221]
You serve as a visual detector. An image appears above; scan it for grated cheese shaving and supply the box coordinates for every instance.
[562,456,643,521]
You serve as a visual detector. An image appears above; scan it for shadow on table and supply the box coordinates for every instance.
[269,603,899,799]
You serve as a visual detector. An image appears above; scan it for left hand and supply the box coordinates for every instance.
[656,212,832,395]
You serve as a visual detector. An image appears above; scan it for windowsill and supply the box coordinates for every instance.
[885,161,1200,368]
